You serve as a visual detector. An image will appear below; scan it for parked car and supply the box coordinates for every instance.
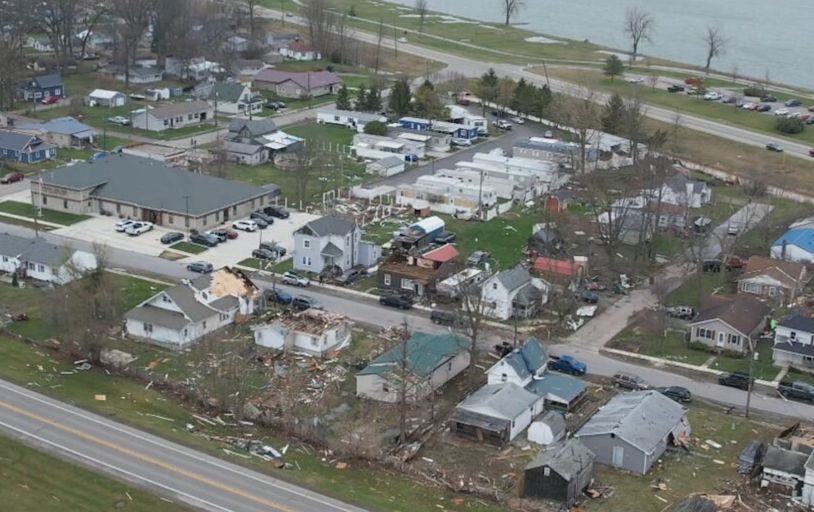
[777,381,814,402]
[703,91,722,101]
[252,248,276,260]
[727,222,740,236]
[467,250,490,267]
[206,230,228,243]
[189,233,219,247]
[509,116,525,124]
[667,84,685,93]
[263,205,290,219]
[492,120,512,130]
[718,371,752,390]
[281,271,310,287]
[232,219,258,232]
[266,288,293,305]
[41,95,59,105]
[625,76,644,83]
[160,232,184,244]
[0,172,24,184]
[125,221,153,236]
[335,266,366,286]
[404,153,419,163]
[666,305,695,320]
[107,116,130,126]
[612,372,649,390]
[435,230,457,244]
[810,148,814,158]
[430,309,459,327]
[250,211,274,225]
[741,102,757,110]
[379,294,414,310]
[756,104,771,112]
[115,219,137,232]
[451,137,472,147]
[217,228,238,240]
[703,255,745,272]
[785,99,802,107]
[579,290,599,304]
[656,386,693,403]
[252,217,268,229]
[186,261,213,274]
[259,241,286,257]
[684,76,702,86]
[547,355,586,375]
[737,440,765,476]
[765,142,784,152]
[760,95,777,103]
[722,95,736,104]
[292,295,320,311]
[773,109,790,117]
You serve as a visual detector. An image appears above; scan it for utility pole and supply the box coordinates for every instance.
[184,195,190,233]
[394,25,398,59]
[745,338,756,418]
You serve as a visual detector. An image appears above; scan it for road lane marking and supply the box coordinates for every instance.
[0,418,232,512]
[0,381,362,512]
[0,399,296,512]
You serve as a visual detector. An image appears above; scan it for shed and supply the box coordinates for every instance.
[523,438,595,507]
[528,410,566,445]
[88,89,126,107]
[525,373,587,411]
[366,156,405,177]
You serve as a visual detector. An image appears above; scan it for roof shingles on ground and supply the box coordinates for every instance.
[37,155,277,216]
[690,295,770,335]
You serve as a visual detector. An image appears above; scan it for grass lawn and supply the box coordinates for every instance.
[612,328,712,366]
[158,250,185,261]
[0,214,55,232]
[168,241,208,255]
[0,433,192,512]
[0,201,90,226]
[586,405,780,512]
[667,271,733,309]
[0,334,505,512]
[237,257,276,271]
[441,209,541,268]
[285,121,355,148]
[708,340,781,381]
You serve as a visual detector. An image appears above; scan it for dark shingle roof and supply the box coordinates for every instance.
[209,82,247,103]
[32,73,63,89]
[36,155,277,216]
[228,118,277,137]
[320,242,343,257]
[297,216,356,237]
[164,285,216,322]
[779,313,814,333]
[526,438,594,481]
[0,130,38,151]
[773,341,814,357]
[763,445,808,477]
[690,295,770,336]
[253,69,340,89]
[0,233,71,267]
[495,264,532,292]
[125,305,190,330]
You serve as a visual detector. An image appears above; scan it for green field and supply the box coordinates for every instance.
[0,201,90,225]
[168,241,207,255]
[285,121,356,148]
[0,433,191,512]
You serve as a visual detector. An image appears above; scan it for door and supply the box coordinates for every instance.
[222,207,230,222]
[612,446,624,467]
[717,332,724,348]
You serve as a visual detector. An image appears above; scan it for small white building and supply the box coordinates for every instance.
[353,133,425,159]
[131,101,214,133]
[396,129,451,153]
[396,174,497,216]
[253,309,351,357]
[528,410,566,446]
[479,264,550,320]
[486,338,548,387]
[447,104,488,135]
[0,233,97,285]
[452,383,545,443]
[87,89,126,108]
[366,156,406,177]
[317,109,387,133]
[279,42,321,61]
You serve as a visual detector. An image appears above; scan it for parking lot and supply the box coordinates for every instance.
[53,211,320,269]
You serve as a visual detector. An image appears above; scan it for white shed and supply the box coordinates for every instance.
[366,156,406,177]
[87,89,127,107]
[528,410,566,446]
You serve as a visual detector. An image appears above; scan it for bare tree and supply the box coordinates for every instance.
[415,0,428,35]
[623,7,654,64]
[702,24,726,73]
[0,9,26,111]
[111,0,152,88]
[554,89,600,174]
[585,172,637,269]
[246,0,258,38]
[500,0,525,26]
[622,95,647,165]
[151,0,192,68]
[457,272,493,371]
[188,332,254,415]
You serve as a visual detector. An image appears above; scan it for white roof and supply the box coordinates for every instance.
[261,130,303,150]
[397,132,431,142]
[409,216,445,234]
[89,89,124,99]
[375,140,404,150]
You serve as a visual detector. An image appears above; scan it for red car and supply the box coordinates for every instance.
[685,76,702,86]
[0,173,24,184]
[41,96,59,105]
[809,148,814,158]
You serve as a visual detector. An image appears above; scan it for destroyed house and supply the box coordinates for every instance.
[253,309,351,357]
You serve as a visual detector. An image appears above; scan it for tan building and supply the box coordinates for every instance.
[737,256,807,305]
[688,295,770,354]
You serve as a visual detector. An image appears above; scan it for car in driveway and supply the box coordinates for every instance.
[766,142,784,152]
[0,172,24,184]
[189,233,219,247]
[656,386,693,403]
[266,288,292,305]
[467,250,490,267]
[250,211,274,225]
[107,116,130,126]
[451,137,472,147]
[547,355,586,375]
[612,372,649,390]
[379,294,414,309]
[292,295,320,311]
[667,84,685,93]
[186,261,213,274]
[785,99,802,107]
[212,228,238,240]
[335,266,366,286]
[41,95,59,105]
[718,371,752,390]
[258,241,286,257]
[252,248,277,260]
[492,120,512,130]
[125,221,153,236]
[263,205,290,219]
[281,271,310,287]
[232,219,258,232]
[160,232,184,244]
[115,219,137,232]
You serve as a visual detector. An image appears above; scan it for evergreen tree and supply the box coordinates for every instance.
[510,78,535,116]
[603,54,625,81]
[388,78,412,118]
[365,85,382,112]
[475,68,499,115]
[335,84,352,110]
[601,93,626,134]
[355,84,368,111]
[532,84,553,120]
[413,79,445,119]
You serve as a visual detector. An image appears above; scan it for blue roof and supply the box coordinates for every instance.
[772,228,814,254]
[490,338,548,380]
[41,117,96,136]
[32,73,63,89]
[357,332,470,379]
[526,373,586,403]
[0,131,54,153]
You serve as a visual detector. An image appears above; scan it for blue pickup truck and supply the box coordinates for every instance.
[547,355,587,376]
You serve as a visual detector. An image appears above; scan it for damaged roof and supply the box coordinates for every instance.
[526,438,594,481]
[457,383,540,421]
[358,332,470,379]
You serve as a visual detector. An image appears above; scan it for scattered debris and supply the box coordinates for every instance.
[94,394,106,401]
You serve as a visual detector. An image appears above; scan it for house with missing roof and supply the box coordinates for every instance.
[451,383,545,444]
[293,215,380,275]
[737,256,807,305]
[575,390,691,475]
[356,332,470,402]
[523,438,595,507]
[648,173,712,208]
[252,309,352,358]
[131,100,214,132]
[377,243,458,297]
[762,445,810,499]
[773,313,814,373]
[478,264,550,320]
[126,267,260,349]
[207,82,263,117]
[252,69,341,98]
[0,130,57,163]
[687,295,770,354]
[31,155,279,232]
[0,233,97,285]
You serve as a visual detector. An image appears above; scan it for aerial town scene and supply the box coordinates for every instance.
[1,0,814,511]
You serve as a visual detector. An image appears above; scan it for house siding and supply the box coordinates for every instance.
[578,435,646,474]
[689,318,756,354]
[293,227,360,274]
[356,350,470,402]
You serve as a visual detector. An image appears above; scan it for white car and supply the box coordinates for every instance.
[107,116,130,126]
[125,221,154,236]
[233,219,258,232]
[741,102,757,110]
[625,76,644,83]
[703,91,722,101]
[115,219,137,232]
[510,116,525,124]
[774,109,790,117]
[282,271,310,287]
[451,138,472,147]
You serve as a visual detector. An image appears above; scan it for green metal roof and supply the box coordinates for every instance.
[357,332,470,379]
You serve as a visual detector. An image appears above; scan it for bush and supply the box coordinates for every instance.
[776,116,805,134]
[363,121,387,136]
[743,86,767,97]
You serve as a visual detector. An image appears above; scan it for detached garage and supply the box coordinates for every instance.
[87,89,127,107]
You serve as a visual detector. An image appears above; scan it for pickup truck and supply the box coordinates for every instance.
[548,355,587,375]
[777,381,814,402]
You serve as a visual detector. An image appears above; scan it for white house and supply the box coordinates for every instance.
[207,82,263,117]
[451,383,545,443]
[438,166,543,202]
[648,174,712,208]
[396,129,451,153]
[131,101,214,133]
[396,174,498,216]
[317,109,387,133]
[125,267,260,349]
[0,233,97,285]
[366,156,406,177]
[87,89,126,108]
[773,314,814,373]
[352,133,425,159]
[447,105,488,135]
[486,338,548,387]
[253,309,351,357]
[279,42,321,61]
[293,216,363,275]
[479,265,550,320]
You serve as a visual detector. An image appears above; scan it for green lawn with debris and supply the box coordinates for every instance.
[168,241,207,255]
[0,201,90,225]
[0,432,191,512]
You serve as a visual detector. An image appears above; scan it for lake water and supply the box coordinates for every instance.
[387,0,813,88]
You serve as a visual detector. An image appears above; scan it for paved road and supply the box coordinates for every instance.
[0,379,367,512]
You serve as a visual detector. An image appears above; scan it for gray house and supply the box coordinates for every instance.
[293,216,375,274]
[688,295,770,354]
[131,101,214,132]
[523,438,595,507]
[575,390,691,475]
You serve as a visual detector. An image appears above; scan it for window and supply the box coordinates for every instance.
[185,217,190,228]
[143,323,153,333]
[116,204,121,214]
[382,383,390,393]
[54,88,61,95]
[215,211,220,221]
[168,215,173,224]
[162,295,170,302]
[63,199,68,209]
[1,256,6,262]
[183,328,188,337]
[188,114,194,121]
[492,283,498,290]
[791,331,798,341]
[133,206,137,215]
[38,264,44,272]
[383,273,391,286]
[28,262,35,270]
[163,120,169,126]
[730,335,741,346]
[202,320,207,329]
[769,287,776,297]
[202,216,207,226]
[501,373,507,382]
[543,467,550,477]
[42,196,47,205]
[310,337,318,346]
[401,278,413,290]
[232,206,237,214]
[303,239,311,249]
